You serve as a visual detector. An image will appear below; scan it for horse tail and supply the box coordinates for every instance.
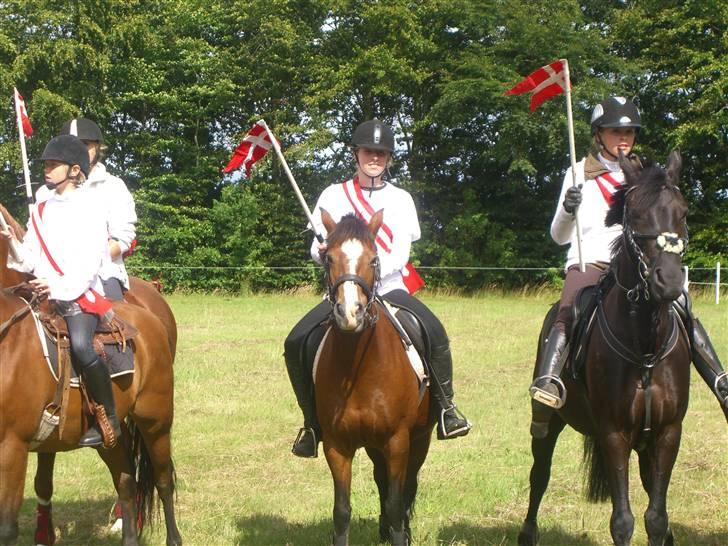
[582,435,610,502]
[126,417,160,531]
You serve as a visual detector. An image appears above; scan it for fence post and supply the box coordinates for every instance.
[716,262,721,305]
[683,266,689,292]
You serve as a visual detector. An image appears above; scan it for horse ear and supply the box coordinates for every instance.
[369,209,384,238]
[665,149,682,184]
[619,151,640,185]
[321,208,337,234]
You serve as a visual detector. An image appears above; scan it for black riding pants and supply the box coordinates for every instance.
[63,311,100,373]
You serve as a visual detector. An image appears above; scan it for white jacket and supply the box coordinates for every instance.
[550,156,623,270]
[9,190,108,302]
[309,179,421,295]
[36,162,136,288]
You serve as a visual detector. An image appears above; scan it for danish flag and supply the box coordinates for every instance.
[505,59,571,112]
[223,120,276,176]
[14,88,33,136]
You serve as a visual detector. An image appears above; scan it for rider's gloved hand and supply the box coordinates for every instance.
[563,185,582,214]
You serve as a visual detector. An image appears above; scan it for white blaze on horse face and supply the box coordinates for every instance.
[339,239,365,328]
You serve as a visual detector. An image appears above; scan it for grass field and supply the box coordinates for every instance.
[16,291,728,545]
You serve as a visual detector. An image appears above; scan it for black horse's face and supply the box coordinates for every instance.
[621,151,688,303]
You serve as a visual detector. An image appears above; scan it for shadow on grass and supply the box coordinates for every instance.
[670,522,728,546]
[438,521,601,545]
[17,495,127,545]
[234,513,383,545]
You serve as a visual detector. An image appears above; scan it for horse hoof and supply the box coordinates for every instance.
[517,521,539,546]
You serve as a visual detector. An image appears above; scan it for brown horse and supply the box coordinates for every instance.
[0,208,181,546]
[519,151,691,546]
[316,210,435,546]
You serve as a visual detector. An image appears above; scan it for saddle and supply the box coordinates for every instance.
[39,305,139,352]
[568,271,615,379]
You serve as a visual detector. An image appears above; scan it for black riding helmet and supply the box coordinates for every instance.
[40,135,90,177]
[351,119,395,153]
[60,117,104,143]
[590,97,641,133]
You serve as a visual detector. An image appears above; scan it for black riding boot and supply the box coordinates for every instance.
[691,319,728,414]
[529,325,568,410]
[429,342,471,440]
[78,358,121,448]
[285,352,320,457]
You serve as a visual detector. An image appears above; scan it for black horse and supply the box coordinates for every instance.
[519,150,691,546]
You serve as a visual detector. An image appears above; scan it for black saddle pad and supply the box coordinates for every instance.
[44,332,135,386]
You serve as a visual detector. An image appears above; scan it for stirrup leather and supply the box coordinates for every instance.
[530,375,567,409]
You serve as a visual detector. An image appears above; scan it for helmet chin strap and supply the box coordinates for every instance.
[354,150,387,194]
[44,166,74,190]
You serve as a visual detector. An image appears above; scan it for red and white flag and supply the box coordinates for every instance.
[505,59,571,112]
[14,88,33,136]
[223,120,275,176]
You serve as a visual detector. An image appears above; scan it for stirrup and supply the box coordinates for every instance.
[530,375,567,409]
[714,372,728,407]
[437,406,471,440]
[292,427,318,458]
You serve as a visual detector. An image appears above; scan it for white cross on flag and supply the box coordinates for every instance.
[505,59,571,112]
[14,88,33,136]
[223,120,275,176]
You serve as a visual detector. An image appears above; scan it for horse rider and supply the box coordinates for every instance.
[529,96,728,436]
[0,134,122,447]
[35,117,137,302]
[284,118,472,458]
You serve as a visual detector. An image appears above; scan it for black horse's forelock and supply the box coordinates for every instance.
[326,213,375,248]
[604,164,678,229]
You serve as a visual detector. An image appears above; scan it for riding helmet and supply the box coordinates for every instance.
[40,135,90,176]
[351,119,395,153]
[60,117,104,143]
[590,97,641,132]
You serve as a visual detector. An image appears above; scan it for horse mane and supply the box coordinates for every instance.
[326,213,375,249]
[0,203,25,241]
[605,161,676,229]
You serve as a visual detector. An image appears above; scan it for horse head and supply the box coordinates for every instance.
[0,203,28,287]
[321,209,382,332]
[606,150,688,303]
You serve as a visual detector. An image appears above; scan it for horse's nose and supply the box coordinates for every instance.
[652,263,683,301]
[335,302,345,317]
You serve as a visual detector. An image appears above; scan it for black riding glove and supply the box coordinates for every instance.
[562,185,582,214]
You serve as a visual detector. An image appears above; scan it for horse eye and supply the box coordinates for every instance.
[369,257,379,267]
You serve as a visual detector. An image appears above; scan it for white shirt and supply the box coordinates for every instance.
[550,156,623,270]
[10,189,108,301]
[309,180,421,295]
[37,162,136,288]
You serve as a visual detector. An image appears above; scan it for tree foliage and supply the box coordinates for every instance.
[1,0,724,291]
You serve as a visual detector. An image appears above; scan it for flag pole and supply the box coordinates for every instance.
[561,60,585,272]
[13,88,34,215]
[259,119,324,243]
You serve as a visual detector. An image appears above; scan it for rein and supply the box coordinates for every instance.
[0,287,36,340]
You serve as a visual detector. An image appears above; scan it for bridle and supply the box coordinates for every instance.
[324,253,381,327]
[614,186,688,303]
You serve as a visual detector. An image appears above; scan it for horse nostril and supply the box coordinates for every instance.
[335,303,345,316]
[355,302,364,315]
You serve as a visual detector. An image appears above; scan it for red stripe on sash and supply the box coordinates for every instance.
[595,172,623,206]
[342,180,392,253]
[31,211,64,275]
[351,178,394,242]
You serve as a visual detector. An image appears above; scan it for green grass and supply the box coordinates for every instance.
[17,292,728,545]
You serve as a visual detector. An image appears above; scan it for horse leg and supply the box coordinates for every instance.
[323,444,354,546]
[402,431,432,542]
[365,447,389,542]
[136,423,182,546]
[383,432,410,546]
[640,425,681,546]
[34,453,56,546]
[517,416,566,546]
[0,437,29,546]
[603,432,634,546]
[97,444,140,546]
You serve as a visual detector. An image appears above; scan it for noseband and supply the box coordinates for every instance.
[616,187,688,302]
[325,255,381,327]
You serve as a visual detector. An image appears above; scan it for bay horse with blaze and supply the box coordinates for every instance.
[519,151,692,546]
[316,210,435,546]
